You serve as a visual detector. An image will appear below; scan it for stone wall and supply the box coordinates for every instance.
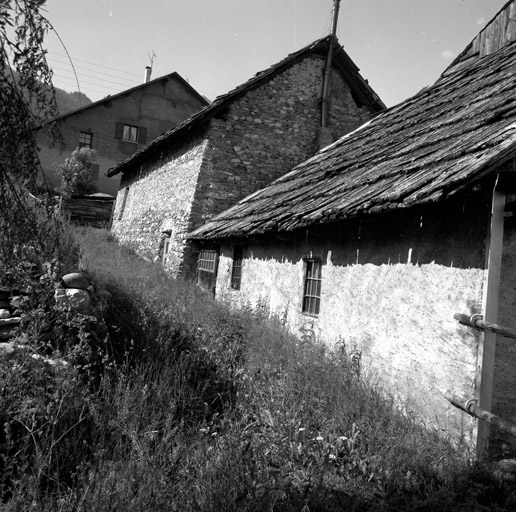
[199,56,372,220]
[214,200,489,447]
[112,139,209,270]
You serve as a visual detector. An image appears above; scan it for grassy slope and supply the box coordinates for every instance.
[4,227,516,511]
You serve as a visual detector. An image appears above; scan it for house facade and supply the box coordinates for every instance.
[190,2,516,458]
[107,36,385,275]
[36,71,208,196]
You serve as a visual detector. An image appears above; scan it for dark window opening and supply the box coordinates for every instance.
[231,246,244,290]
[302,259,322,315]
[79,131,92,148]
[162,236,171,265]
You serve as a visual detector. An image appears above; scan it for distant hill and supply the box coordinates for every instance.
[54,87,92,115]
[7,67,92,116]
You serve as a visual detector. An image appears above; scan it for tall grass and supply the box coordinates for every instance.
[4,227,515,511]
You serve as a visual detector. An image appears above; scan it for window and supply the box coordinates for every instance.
[79,131,92,148]
[115,123,147,145]
[122,124,138,143]
[162,235,171,265]
[197,249,218,295]
[198,249,217,272]
[231,246,244,290]
[302,259,322,315]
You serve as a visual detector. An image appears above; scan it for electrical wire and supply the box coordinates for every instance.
[48,51,142,79]
[48,59,141,85]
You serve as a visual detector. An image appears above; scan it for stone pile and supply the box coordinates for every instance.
[54,272,94,313]
[0,287,24,342]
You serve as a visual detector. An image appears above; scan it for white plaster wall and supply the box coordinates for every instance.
[216,244,484,447]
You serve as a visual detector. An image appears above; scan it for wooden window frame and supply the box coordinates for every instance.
[162,236,171,265]
[198,249,218,273]
[79,131,92,148]
[122,124,139,143]
[302,257,322,316]
[231,245,244,290]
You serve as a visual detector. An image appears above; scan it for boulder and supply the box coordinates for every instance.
[0,309,10,319]
[61,272,90,290]
[55,288,91,312]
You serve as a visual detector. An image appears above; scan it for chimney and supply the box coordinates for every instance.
[144,66,152,83]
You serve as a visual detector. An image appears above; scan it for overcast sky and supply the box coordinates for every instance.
[42,0,504,108]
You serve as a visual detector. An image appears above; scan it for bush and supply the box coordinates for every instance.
[56,147,98,196]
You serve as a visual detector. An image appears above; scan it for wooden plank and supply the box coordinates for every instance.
[474,184,506,459]
[446,393,516,438]
[454,313,516,340]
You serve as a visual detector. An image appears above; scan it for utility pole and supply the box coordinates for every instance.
[321,0,341,133]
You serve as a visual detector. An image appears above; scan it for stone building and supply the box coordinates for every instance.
[37,71,208,196]
[107,35,385,277]
[190,1,516,458]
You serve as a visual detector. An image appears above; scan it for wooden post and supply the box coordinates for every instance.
[475,177,505,459]
[446,393,516,438]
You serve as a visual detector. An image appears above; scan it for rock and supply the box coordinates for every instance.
[0,309,11,319]
[55,288,91,312]
[0,342,16,355]
[0,317,21,326]
[62,272,90,290]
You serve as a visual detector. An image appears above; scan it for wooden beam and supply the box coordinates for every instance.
[454,313,516,340]
[474,179,506,459]
[446,393,516,439]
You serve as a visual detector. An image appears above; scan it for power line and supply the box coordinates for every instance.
[50,65,141,88]
[48,58,141,85]
[48,51,142,79]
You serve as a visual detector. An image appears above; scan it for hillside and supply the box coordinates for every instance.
[54,86,92,114]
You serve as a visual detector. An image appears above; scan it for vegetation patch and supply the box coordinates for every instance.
[2,227,514,510]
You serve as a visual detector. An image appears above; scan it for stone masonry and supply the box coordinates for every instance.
[111,53,375,275]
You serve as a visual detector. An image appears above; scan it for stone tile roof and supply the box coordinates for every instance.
[107,35,385,177]
[190,41,516,240]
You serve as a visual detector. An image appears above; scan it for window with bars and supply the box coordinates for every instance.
[79,131,92,148]
[231,246,244,290]
[197,249,218,296]
[198,249,217,272]
[302,259,322,315]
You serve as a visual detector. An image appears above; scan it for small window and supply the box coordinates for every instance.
[122,124,139,143]
[197,249,218,295]
[162,235,171,265]
[79,131,92,148]
[198,249,217,272]
[302,259,322,315]
[231,246,244,290]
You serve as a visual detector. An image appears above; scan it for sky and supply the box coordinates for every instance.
[41,0,505,108]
